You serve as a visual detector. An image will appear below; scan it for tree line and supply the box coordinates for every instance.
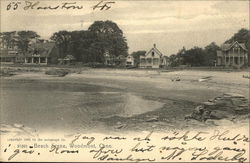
[0,20,128,64]
[50,20,128,63]
[167,28,250,67]
[1,24,249,66]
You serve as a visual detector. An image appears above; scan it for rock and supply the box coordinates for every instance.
[203,101,216,106]
[146,117,159,122]
[198,78,210,82]
[234,107,249,114]
[184,114,192,120]
[223,93,245,98]
[14,123,24,128]
[243,75,250,79]
[115,124,126,129]
[210,110,229,119]
[203,102,218,110]
[116,121,122,125]
[231,98,248,106]
[194,105,204,112]
[187,93,249,123]
[45,69,69,77]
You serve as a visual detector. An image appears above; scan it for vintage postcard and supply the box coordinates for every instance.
[0,0,249,162]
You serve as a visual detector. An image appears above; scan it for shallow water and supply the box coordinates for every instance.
[0,80,163,133]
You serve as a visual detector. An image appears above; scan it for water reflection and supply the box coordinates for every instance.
[0,80,163,133]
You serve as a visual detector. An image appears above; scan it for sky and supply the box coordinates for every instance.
[1,0,249,55]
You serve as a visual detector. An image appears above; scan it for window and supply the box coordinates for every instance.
[153,58,159,65]
[140,58,146,64]
[152,51,154,57]
[147,58,152,64]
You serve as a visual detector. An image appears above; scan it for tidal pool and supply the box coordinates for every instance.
[0,79,163,133]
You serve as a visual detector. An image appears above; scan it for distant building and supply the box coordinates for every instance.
[104,50,127,66]
[139,44,166,68]
[216,41,248,68]
[126,54,135,67]
[0,33,20,64]
[104,50,114,65]
[162,56,170,67]
[114,55,126,67]
[58,55,75,65]
[24,42,57,65]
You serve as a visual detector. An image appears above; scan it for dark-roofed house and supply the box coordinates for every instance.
[58,55,76,65]
[24,42,57,65]
[0,33,22,64]
[217,41,248,68]
[139,44,166,68]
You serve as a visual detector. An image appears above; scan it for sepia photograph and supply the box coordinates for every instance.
[0,0,249,162]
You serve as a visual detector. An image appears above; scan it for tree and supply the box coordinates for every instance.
[204,42,220,66]
[0,31,17,50]
[131,51,146,66]
[225,28,250,45]
[50,31,71,58]
[169,54,180,67]
[17,31,40,53]
[68,30,103,63]
[88,20,128,58]
[88,20,123,36]
[182,47,206,66]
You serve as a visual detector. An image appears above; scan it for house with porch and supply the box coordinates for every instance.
[216,41,248,68]
[139,44,166,68]
[114,55,126,66]
[24,42,57,65]
[58,55,76,65]
[126,54,135,67]
[0,33,22,64]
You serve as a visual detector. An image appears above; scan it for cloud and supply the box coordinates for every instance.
[1,1,248,54]
[212,1,249,13]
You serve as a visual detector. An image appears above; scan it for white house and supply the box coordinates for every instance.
[140,44,165,68]
[126,55,135,66]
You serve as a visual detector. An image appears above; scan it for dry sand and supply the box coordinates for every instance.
[0,67,249,134]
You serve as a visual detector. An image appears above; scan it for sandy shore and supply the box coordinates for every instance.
[0,66,249,134]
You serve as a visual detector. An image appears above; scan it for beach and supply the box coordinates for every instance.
[0,66,249,134]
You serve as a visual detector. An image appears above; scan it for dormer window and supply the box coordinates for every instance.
[152,51,154,57]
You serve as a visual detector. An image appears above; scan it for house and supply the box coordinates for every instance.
[104,50,127,66]
[104,50,115,65]
[0,49,20,64]
[126,55,135,67]
[114,55,126,66]
[24,42,57,65]
[0,33,21,64]
[216,41,248,68]
[140,44,166,68]
[162,56,170,67]
[58,55,75,65]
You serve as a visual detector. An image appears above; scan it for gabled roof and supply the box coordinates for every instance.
[116,55,126,59]
[142,45,164,58]
[0,49,20,57]
[26,42,55,57]
[221,41,248,51]
[148,47,163,56]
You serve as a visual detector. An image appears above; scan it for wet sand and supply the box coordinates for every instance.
[0,67,249,134]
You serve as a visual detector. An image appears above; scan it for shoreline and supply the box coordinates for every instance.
[0,66,249,134]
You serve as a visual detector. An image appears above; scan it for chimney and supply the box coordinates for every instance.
[153,44,156,48]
